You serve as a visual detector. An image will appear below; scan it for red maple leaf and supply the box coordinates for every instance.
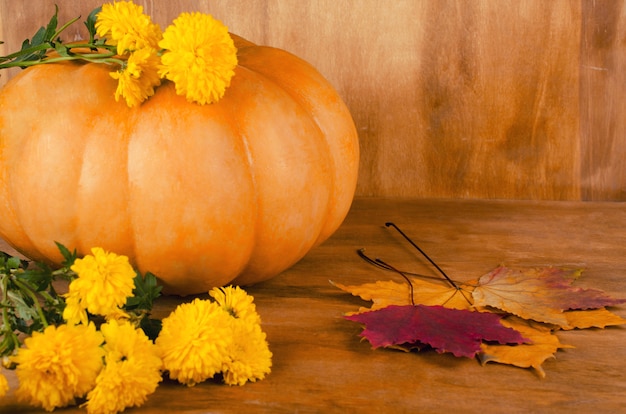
[345,305,528,358]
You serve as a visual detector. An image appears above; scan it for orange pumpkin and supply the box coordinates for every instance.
[0,35,359,295]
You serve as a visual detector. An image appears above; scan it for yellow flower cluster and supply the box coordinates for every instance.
[7,247,271,413]
[11,320,162,413]
[157,286,272,387]
[95,1,238,107]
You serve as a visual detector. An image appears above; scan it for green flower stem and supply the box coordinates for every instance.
[0,47,121,69]
[0,275,20,356]
[1,275,11,327]
[37,289,58,305]
[11,278,49,328]
[75,55,126,66]
[50,15,80,42]
[0,43,50,62]
[0,314,19,356]
[0,54,123,69]
[51,267,76,280]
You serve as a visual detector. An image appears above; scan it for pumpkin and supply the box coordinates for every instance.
[0,34,359,295]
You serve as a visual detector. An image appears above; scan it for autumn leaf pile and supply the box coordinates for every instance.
[334,259,626,377]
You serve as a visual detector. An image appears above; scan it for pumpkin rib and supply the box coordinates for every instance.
[235,45,359,247]
[2,63,97,263]
[224,66,333,285]
[125,83,259,293]
[227,79,261,272]
[0,66,48,261]
[75,111,136,264]
[72,64,138,263]
[0,97,34,257]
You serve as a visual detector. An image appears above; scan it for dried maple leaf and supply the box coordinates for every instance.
[339,229,626,376]
[560,308,626,330]
[471,266,626,327]
[478,315,574,378]
[336,265,626,375]
[345,305,528,358]
[331,277,474,312]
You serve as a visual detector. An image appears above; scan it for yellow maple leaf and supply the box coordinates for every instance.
[332,276,474,313]
[479,316,574,378]
[561,308,626,330]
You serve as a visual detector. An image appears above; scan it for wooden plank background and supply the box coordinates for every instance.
[0,1,624,200]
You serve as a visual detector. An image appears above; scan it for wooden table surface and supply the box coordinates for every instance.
[1,197,625,413]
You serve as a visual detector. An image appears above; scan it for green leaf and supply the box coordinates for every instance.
[54,241,77,267]
[85,6,103,43]
[6,256,21,270]
[42,5,60,43]
[7,289,37,323]
[1,251,12,268]
[54,42,71,57]
[1,252,29,272]
[23,27,46,50]
[0,329,20,357]
[42,304,65,327]
[126,272,162,311]
[140,317,162,341]
[18,268,53,291]
[15,5,60,64]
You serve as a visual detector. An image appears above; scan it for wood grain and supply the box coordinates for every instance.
[0,1,625,200]
[1,197,626,413]
[580,1,626,200]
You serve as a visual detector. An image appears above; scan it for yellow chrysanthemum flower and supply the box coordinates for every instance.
[95,0,162,54]
[158,12,238,105]
[62,293,89,326]
[12,323,104,412]
[85,320,162,414]
[209,285,262,325]
[156,298,233,386]
[0,370,8,397]
[63,247,136,325]
[222,320,272,386]
[110,47,162,107]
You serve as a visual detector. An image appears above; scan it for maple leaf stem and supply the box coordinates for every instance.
[357,248,395,272]
[356,249,415,304]
[356,248,380,266]
[385,222,460,290]
[356,249,456,283]
[375,259,416,306]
